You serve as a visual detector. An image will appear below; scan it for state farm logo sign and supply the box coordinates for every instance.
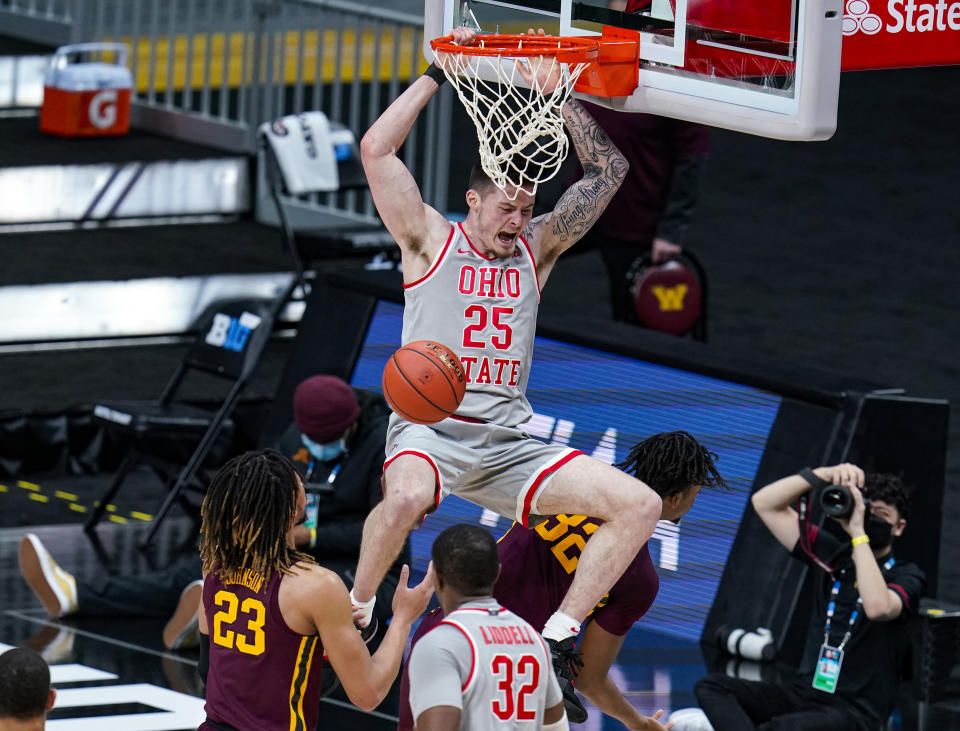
[843,0,882,34]
[840,0,960,69]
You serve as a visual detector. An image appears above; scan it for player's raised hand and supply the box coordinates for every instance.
[391,562,434,622]
[517,28,563,95]
[435,27,478,76]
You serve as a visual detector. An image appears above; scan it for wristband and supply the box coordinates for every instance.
[851,534,870,547]
[423,62,447,86]
[308,526,317,549]
[798,467,829,489]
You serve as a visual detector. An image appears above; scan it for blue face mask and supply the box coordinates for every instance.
[302,434,347,462]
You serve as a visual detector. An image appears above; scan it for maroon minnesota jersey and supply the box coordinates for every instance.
[201,566,324,731]
[494,515,659,636]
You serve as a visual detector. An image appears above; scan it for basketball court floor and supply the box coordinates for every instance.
[0,517,704,730]
[3,515,958,729]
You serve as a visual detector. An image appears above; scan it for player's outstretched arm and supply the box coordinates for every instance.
[576,622,673,730]
[527,100,628,278]
[359,29,475,269]
[310,564,433,711]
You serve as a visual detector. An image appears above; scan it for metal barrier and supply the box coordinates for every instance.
[0,0,452,213]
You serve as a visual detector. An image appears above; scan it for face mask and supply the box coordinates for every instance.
[865,514,894,550]
[302,434,346,462]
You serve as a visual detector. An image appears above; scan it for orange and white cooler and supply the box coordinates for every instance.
[40,42,133,137]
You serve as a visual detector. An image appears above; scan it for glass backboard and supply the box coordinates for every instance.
[425,0,843,140]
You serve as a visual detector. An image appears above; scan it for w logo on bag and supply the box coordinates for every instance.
[651,284,689,312]
[205,311,263,352]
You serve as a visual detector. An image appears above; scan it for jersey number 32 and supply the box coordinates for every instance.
[491,653,540,721]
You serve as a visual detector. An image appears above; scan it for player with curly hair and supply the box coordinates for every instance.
[196,449,433,731]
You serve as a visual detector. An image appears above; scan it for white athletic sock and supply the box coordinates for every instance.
[349,588,376,628]
[542,611,581,643]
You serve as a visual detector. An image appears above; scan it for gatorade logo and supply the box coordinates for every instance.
[844,0,960,34]
[88,89,118,129]
[651,284,689,312]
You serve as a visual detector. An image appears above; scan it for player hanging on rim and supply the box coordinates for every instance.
[354,25,662,722]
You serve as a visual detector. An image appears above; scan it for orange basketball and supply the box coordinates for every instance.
[382,340,467,424]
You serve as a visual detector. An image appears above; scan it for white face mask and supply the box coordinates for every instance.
[301,434,347,462]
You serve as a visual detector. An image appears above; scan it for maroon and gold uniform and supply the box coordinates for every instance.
[200,567,324,731]
[495,514,659,635]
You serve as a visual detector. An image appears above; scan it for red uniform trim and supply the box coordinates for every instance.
[449,414,485,424]
[519,235,542,297]
[440,619,478,692]
[383,449,442,514]
[403,225,455,289]
[458,221,497,260]
[520,451,583,528]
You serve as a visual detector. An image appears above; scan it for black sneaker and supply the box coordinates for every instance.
[355,616,379,645]
[547,636,587,723]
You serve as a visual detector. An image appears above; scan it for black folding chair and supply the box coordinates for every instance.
[86,289,291,546]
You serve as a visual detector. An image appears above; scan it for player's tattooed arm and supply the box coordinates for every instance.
[527,99,628,273]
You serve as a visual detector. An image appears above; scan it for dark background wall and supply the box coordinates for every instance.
[475,64,960,600]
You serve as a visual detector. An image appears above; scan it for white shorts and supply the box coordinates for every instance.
[384,415,582,527]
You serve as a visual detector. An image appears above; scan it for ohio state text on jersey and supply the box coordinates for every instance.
[401,222,540,427]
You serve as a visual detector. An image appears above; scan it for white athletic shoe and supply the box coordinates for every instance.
[667,707,715,731]
[19,533,78,618]
[164,579,204,650]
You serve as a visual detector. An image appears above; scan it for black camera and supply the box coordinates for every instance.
[819,483,869,519]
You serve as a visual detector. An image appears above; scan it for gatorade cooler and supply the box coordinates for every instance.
[40,42,132,137]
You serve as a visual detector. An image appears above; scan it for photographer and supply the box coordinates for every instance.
[694,463,925,731]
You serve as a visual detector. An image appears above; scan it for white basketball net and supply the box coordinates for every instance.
[435,47,590,199]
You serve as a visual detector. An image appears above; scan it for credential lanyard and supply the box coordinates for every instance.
[824,556,895,650]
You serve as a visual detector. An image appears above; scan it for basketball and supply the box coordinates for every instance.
[382,340,466,424]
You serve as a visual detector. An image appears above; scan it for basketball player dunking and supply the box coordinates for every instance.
[354,26,662,720]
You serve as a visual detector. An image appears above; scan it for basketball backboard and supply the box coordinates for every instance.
[424,0,844,140]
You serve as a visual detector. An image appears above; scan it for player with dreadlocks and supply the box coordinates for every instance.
[196,449,433,731]
[398,431,726,729]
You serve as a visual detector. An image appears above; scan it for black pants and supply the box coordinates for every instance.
[75,552,202,618]
[694,674,863,731]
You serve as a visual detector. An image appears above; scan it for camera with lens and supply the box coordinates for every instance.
[716,625,775,662]
[819,483,870,519]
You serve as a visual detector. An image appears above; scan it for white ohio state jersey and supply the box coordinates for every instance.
[408,598,562,730]
[401,222,541,427]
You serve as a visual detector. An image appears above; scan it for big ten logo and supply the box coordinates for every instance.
[205,311,263,352]
[651,283,689,312]
[87,89,118,129]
